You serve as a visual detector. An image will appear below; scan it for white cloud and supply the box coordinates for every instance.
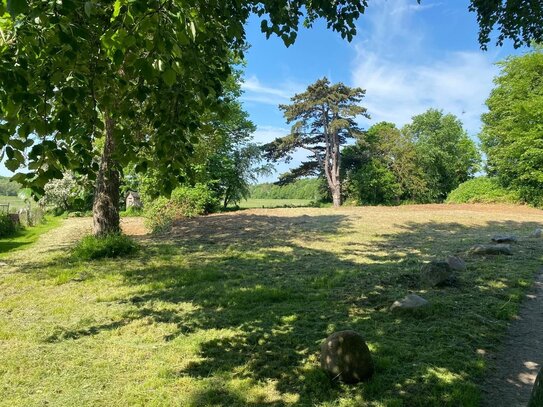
[352,0,497,135]
[241,76,300,106]
[252,125,288,145]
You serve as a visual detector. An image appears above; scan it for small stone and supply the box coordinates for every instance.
[421,260,456,287]
[447,256,467,272]
[0,262,7,267]
[320,330,374,384]
[531,228,542,238]
[491,235,518,243]
[529,367,543,407]
[390,294,429,311]
[468,244,513,256]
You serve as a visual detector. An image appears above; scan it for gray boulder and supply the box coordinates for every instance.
[468,244,513,256]
[531,228,542,238]
[320,330,374,384]
[447,256,466,271]
[390,294,429,311]
[421,260,456,287]
[491,235,518,243]
[529,367,543,407]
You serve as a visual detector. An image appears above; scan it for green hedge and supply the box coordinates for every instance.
[0,213,17,238]
[249,178,321,200]
[446,177,521,204]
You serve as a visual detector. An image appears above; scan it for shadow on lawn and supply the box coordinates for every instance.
[48,213,543,405]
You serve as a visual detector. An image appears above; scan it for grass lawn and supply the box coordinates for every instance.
[0,195,25,212]
[0,204,542,406]
[0,216,63,257]
[236,198,312,208]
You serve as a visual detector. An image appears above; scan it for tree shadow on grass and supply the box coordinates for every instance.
[44,212,543,406]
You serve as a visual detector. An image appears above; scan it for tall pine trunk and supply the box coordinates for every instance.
[331,183,341,207]
[92,111,120,236]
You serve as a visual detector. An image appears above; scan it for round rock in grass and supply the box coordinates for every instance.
[447,256,466,272]
[529,367,543,407]
[531,228,542,238]
[421,260,456,287]
[468,244,513,256]
[390,294,429,311]
[320,330,374,384]
[491,235,518,243]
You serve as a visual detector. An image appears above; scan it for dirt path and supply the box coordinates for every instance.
[483,270,543,406]
[4,217,147,260]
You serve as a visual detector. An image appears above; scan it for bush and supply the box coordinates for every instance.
[72,234,138,260]
[446,177,521,204]
[0,213,17,238]
[145,184,219,233]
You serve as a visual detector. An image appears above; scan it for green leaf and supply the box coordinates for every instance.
[84,1,92,17]
[112,0,122,19]
[162,68,176,86]
[5,158,19,171]
[113,49,124,66]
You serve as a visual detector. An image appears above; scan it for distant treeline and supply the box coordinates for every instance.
[0,176,20,196]
[249,178,321,200]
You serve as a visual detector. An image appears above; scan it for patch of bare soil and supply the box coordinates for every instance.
[482,271,543,406]
[120,217,148,236]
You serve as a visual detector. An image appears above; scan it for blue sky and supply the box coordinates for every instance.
[241,0,525,182]
[0,0,526,180]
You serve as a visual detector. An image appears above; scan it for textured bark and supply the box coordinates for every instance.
[92,112,120,236]
[331,183,341,208]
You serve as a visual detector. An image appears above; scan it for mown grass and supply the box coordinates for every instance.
[0,216,62,256]
[0,205,542,406]
[236,198,312,208]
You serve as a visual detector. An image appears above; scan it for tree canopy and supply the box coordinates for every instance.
[263,78,369,207]
[403,109,481,201]
[481,46,543,206]
[0,0,370,233]
[343,112,480,205]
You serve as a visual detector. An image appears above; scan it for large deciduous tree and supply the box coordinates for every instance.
[263,78,369,207]
[0,0,368,235]
[480,46,543,206]
[403,109,480,201]
[342,122,430,204]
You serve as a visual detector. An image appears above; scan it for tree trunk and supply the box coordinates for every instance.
[331,182,341,208]
[92,111,120,236]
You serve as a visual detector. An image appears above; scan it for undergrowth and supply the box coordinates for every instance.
[72,233,138,260]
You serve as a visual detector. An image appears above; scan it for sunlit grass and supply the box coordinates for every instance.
[0,204,542,406]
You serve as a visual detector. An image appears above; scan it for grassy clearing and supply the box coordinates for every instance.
[0,195,25,212]
[0,216,62,256]
[237,198,312,208]
[0,204,542,406]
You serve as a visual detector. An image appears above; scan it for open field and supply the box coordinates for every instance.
[0,204,542,406]
[0,195,25,212]
[236,198,312,209]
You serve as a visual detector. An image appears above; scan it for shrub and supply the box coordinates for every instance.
[72,234,138,260]
[0,213,17,238]
[170,184,219,216]
[145,184,219,233]
[144,196,179,233]
[446,177,521,204]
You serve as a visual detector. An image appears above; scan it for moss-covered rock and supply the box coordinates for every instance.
[320,330,374,384]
